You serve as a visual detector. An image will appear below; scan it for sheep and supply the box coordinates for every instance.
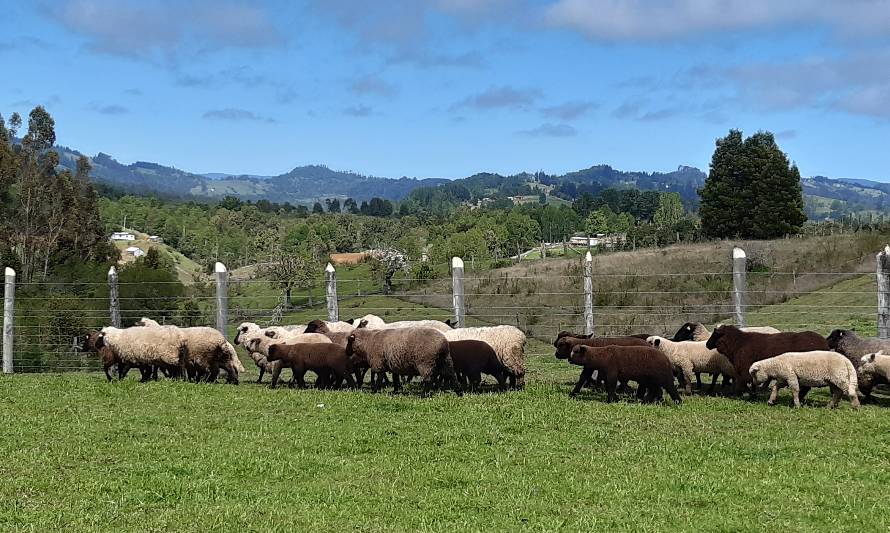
[136,318,244,384]
[249,352,276,384]
[265,342,356,389]
[96,326,185,380]
[646,336,736,395]
[81,330,123,381]
[381,319,453,333]
[347,314,387,329]
[749,351,860,409]
[242,331,332,358]
[858,352,890,401]
[705,325,828,399]
[444,326,527,389]
[554,335,648,359]
[448,339,509,392]
[672,322,780,342]
[826,329,889,370]
[568,344,681,404]
[555,331,651,344]
[345,327,462,395]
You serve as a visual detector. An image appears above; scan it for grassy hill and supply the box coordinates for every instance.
[111,231,205,284]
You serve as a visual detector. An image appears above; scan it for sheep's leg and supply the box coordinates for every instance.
[494,371,507,392]
[665,381,682,405]
[391,372,402,394]
[342,370,357,389]
[270,365,282,389]
[860,382,873,404]
[605,377,619,403]
[469,372,482,393]
[681,364,695,395]
[571,368,593,397]
[695,372,702,389]
[103,364,114,382]
[849,389,861,409]
[294,369,307,389]
[635,384,647,401]
[827,384,841,409]
[767,383,780,406]
[257,366,265,384]
[138,366,152,383]
[788,377,801,408]
[798,386,811,405]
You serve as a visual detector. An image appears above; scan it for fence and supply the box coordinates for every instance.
[4,239,890,373]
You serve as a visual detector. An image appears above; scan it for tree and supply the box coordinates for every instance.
[259,248,315,308]
[312,202,324,214]
[504,211,540,257]
[700,129,805,238]
[585,206,615,235]
[219,196,242,210]
[344,198,359,214]
[369,248,407,294]
[325,198,341,213]
[538,191,547,205]
[654,192,684,230]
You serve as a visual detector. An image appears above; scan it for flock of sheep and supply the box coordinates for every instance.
[80,314,890,407]
[555,322,890,407]
[80,315,527,395]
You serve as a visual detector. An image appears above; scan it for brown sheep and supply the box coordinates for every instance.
[553,335,649,359]
[266,342,356,389]
[705,325,829,399]
[448,340,509,392]
[568,345,681,405]
[346,327,462,395]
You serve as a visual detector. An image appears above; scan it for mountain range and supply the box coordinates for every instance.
[51,144,888,217]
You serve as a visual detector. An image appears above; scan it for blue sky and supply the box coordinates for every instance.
[2,1,890,181]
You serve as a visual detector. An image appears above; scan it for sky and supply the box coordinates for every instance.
[2,0,890,181]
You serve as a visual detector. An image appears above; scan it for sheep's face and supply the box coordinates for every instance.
[825,329,847,350]
[245,338,262,353]
[304,320,326,334]
[672,323,697,342]
[646,336,661,348]
[94,334,107,350]
[705,326,726,350]
[234,324,255,345]
[80,332,98,352]
[358,320,369,329]
[749,363,764,385]
[568,345,587,365]
[554,337,575,359]
[859,352,881,375]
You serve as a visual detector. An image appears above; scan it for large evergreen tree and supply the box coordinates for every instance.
[700,129,805,239]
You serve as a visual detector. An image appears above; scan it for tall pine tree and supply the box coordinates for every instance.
[700,129,805,239]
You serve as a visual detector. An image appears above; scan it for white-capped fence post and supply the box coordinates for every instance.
[3,267,15,374]
[452,257,465,328]
[214,262,228,337]
[325,263,339,322]
[583,251,594,335]
[732,247,747,328]
[108,266,121,328]
[876,245,890,339]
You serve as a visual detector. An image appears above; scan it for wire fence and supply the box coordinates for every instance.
[2,238,889,372]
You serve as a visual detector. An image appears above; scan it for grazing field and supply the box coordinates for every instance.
[2,352,890,531]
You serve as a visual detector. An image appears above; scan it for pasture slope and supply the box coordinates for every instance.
[3,236,890,530]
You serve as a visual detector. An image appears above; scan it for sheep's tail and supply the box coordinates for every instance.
[845,358,858,398]
[223,342,246,373]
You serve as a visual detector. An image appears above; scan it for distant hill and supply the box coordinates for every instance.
[49,143,889,217]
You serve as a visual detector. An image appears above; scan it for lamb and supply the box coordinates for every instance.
[705,325,828,398]
[448,339,509,392]
[555,331,651,344]
[380,319,453,333]
[646,336,736,395]
[95,326,185,379]
[672,322,780,342]
[265,342,356,389]
[81,330,123,381]
[249,351,276,384]
[568,344,681,404]
[826,329,890,370]
[347,314,387,329]
[135,318,244,384]
[444,326,527,389]
[857,352,890,401]
[242,331,332,358]
[749,351,860,408]
[553,335,648,360]
[346,327,462,395]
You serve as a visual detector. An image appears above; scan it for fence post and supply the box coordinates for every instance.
[732,247,747,328]
[877,245,890,339]
[325,262,339,322]
[214,262,228,337]
[452,257,465,328]
[108,266,121,328]
[3,267,14,374]
[583,251,593,335]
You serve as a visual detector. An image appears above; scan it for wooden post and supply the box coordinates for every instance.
[325,262,338,322]
[452,257,465,328]
[584,251,593,336]
[214,262,228,337]
[732,247,747,328]
[877,245,890,339]
[108,266,121,328]
[3,267,14,374]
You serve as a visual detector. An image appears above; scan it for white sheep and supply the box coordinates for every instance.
[674,322,781,342]
[97,326,185,379]
[858,351,890,400]
[646,336,736,395]
[349,314,387,329]
[443,326,526,389]
[136,318,245,383]
[749,351,860,408]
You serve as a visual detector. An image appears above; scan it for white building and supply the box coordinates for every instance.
[124,246,145,258]
[148,235,163,243]
[111,232,135,241]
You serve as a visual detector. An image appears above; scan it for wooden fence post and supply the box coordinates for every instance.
[876,245,890,339]
[452,257,465,328]
[732,247,747,328]
[584,251,594,336]
[3,267,14,374]
[215,262,228,337]
[325,262,339,322]
[108,266,121,328]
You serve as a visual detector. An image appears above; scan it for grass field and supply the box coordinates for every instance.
[2,351,890,532]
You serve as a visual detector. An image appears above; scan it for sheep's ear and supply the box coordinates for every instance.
[345,318,354,325]
[686,325,691,331]
[264,330,276,338]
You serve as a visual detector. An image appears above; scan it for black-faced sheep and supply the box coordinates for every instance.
[826,329,889,371]
[705,325,828,398]
[265,342,356,389]
[646,336,736,395]
[448,339,509,392]
[568,344,681,404]
[749,351,860,408]
[858,351,890,401]
[346,327,462,395]
[444,326,527,389]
